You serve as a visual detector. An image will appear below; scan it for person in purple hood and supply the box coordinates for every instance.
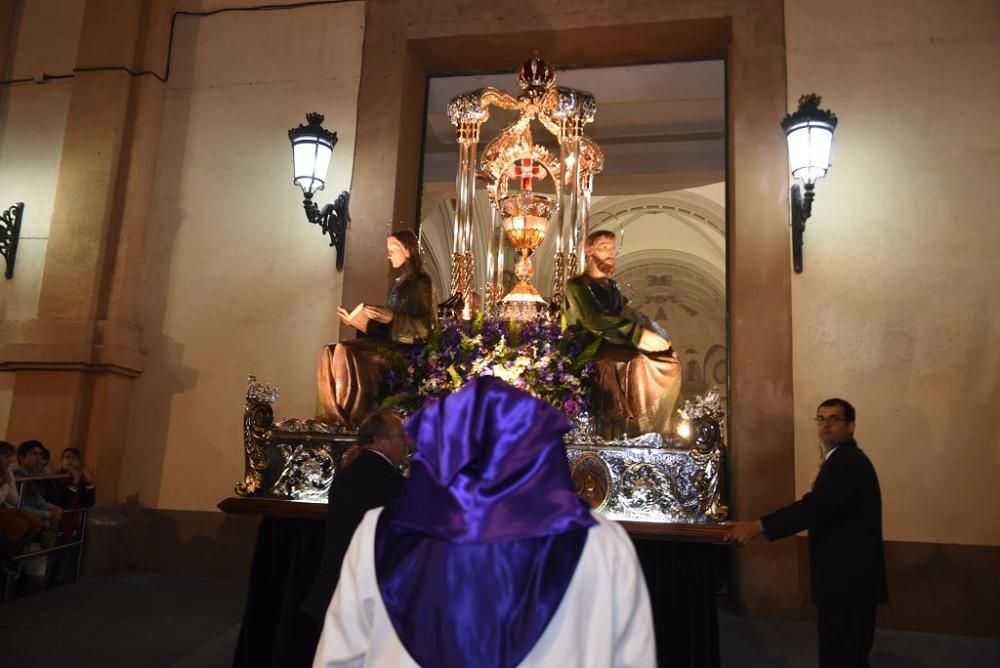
[313,376,655,668]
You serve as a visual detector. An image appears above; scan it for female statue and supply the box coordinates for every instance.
[317,230,436,427]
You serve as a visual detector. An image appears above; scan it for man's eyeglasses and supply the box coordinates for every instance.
[814,416,848,424]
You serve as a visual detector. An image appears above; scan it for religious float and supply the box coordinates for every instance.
[233,57,728,528]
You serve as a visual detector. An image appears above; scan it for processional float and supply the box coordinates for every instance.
[236,57,728,526]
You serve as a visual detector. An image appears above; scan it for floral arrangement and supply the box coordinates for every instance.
[380,315,599,418]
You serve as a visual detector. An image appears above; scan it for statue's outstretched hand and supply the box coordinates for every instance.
[362,305,393,324]
[638,329,670,353]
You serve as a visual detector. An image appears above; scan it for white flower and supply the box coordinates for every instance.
[492,364,522,384]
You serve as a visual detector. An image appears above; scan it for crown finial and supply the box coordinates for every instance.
[518,56,556,92]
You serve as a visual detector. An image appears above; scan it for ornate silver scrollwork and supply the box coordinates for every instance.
[247,375,279,404]
[273,418,351,435]
[447,91,491,127]
[679,386,724,421]
[565,443,727,523]
[236,375,277,496]
[678,386,726,451]
[237,374,358,500]
[565,388,728,523]
[566,410,597,444]
[270,444,336,502]
[565,421,678,449]
[620,463,669,512]
[688,445,728,521]
[237,380,726,521]
[549,86,598,126]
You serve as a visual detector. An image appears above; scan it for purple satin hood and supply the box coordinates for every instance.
[388,375,596,542]
[374,377,596,667]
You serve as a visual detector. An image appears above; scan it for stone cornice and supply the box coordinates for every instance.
[0,318,145,376]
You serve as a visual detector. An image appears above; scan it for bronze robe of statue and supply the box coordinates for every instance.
[317,271,436,428]
[562,274,682,439]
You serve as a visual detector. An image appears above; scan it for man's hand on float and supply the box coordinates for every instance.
[724,520,764,545]
[362,306,393,324]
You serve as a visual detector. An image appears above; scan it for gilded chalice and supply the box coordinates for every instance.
[500,193,554,305]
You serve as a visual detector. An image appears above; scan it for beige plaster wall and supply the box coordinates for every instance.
[0,0,85,320]
[0,371,12,438]
[0,0,85,435]
[786,0,1000,546]
[115,0,365,511]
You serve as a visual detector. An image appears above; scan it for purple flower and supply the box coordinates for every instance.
[481,319,506,345]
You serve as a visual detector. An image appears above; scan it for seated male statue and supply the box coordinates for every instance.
[562,230,682,438]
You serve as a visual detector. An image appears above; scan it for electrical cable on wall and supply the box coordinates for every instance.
[0,0,356,87]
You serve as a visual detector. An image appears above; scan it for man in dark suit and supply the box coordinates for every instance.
[726,398,888,668]
[302,410,409,622]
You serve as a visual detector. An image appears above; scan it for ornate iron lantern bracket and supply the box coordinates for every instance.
[790,182,814,274]
[0,202,24,280]
[303,190,351,270]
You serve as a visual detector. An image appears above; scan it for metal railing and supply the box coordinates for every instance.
[2,473,90,603]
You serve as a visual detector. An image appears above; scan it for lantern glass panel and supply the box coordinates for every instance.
[786,122,833,184]
[292,138,333,195]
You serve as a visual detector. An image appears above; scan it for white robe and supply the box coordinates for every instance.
[313,508,656,668]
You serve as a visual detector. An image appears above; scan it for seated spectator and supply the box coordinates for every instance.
[46,447,96,587]
[0,441,43,565]
[9,441,66,592]
[54,447,96,541]
[10,441,63,530]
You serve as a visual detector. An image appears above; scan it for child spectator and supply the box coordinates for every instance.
[55,447,95,541]
[10,441,63,529]
[0,441,43,565]
[48,447,95,586]
[10,441,63,592]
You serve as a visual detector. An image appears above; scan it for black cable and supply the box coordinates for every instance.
[0,0,354,87]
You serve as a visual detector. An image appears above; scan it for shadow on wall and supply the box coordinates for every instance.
[123,334,199,506]
[84,495,260,580]
[119,11,202,508]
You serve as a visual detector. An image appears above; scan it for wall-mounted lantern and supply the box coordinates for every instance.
[288,113,351,270]
[782,94,837,273]
[0,202,24,279]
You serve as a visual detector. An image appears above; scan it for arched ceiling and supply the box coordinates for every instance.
[421,60,725,190]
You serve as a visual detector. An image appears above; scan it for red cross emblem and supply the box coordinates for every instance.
[508,158,546,191]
